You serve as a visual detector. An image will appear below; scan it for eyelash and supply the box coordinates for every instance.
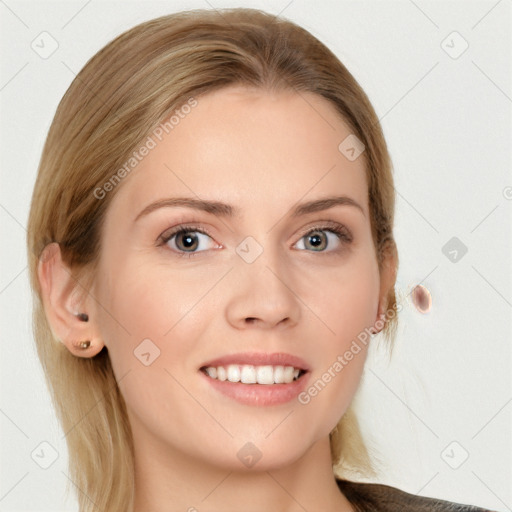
[158,221,353,259]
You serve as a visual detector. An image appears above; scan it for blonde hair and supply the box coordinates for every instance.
[26,8,398,511]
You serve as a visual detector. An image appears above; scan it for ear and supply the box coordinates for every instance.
[372,242,398,334]
[37,242,104,358]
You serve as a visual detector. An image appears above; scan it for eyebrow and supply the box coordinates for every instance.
[133,195,365,223]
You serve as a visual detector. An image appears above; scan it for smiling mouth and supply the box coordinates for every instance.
[200,364,307,385]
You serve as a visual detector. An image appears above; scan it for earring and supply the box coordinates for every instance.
[75,313,90,348]
[370,312,386,335]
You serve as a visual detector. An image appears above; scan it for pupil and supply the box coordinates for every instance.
[180,233,197,250]
[308,231,325,250]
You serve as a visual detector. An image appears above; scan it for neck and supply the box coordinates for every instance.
[132,429,353,512]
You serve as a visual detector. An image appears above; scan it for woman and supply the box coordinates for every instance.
[26,7,496,512]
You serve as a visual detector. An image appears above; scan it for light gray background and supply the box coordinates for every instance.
[1,0,511,510]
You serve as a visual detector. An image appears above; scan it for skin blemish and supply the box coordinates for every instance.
[411,284,432,314]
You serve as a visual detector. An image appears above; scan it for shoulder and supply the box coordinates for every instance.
[336,478,497,512]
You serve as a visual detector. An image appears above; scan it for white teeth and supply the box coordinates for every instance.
[274,365,284,384]
[256,365,274,385]
[240,365,256,384]
[203,364,303,384]
[227,364,241,382]
[283,366,294,384]
[205,367,217,379]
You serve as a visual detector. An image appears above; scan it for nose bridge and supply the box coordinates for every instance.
[225,233,301,328]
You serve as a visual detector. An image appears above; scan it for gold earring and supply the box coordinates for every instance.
[79,340,91,349]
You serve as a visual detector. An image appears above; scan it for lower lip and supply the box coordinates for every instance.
[200,371,310,406]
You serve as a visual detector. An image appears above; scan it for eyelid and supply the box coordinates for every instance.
[157,219,352,256]
[158,221,351,241]
[158,223,220,247]
[159,223,213,241]
[297,220,352,241]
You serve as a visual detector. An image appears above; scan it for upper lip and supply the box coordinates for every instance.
[200,352,310,372]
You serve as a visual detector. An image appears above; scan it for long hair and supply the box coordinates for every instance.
[26,8,399,511]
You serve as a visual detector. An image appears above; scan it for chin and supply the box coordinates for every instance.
[204,426,326,473]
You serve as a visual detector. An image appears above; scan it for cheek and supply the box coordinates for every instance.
[93,251,218,380]
[96,248,201,335]
[305,251,380,344]
[92,257,215,440]
[298,253,379,425]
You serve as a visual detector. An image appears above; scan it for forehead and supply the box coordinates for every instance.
[110,85,369,221]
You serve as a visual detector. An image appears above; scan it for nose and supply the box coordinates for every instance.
[224,245,301,330]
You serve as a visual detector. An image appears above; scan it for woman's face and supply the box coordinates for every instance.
[91,85,385,471]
